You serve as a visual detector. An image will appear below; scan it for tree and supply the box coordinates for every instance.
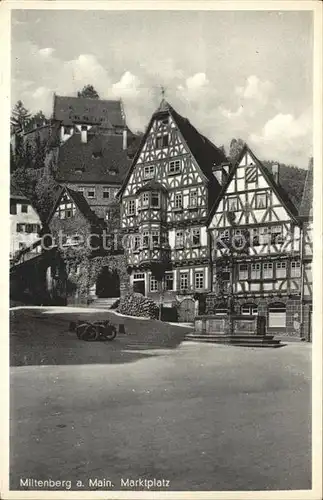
[11,100,31,133]
[34,168,60,222]
[77,85,100,99]
[229,138,245,163]
[27,110,48,131]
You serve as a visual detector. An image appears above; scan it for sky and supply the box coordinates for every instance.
[11,9,313,167]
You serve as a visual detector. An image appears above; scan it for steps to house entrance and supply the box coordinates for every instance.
[89,297,119,310]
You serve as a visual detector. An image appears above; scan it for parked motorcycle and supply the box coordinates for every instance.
[70,320,117,341]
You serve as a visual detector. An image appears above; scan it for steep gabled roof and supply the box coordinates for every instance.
[46,185,104,226]
[207,145,300,225]
[299,157,313,218]
[118,100,227,197]
[53,95,125,128]
[55,132,131,184]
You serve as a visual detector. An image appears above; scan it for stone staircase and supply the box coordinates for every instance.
[185,333,283,348]
[89,297,119,310]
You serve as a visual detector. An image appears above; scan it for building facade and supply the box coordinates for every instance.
[52,95,133,221]
[10,184,42,261]
[207,145,312,338]
[118,99,227,320]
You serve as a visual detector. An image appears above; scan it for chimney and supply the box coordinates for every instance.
[272,163,279,184]
[123,128,127,150]
[81,125,87,144]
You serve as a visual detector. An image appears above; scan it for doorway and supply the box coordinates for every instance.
[178,298,195,323]
[96,267,120,298]
[133,272,145,295]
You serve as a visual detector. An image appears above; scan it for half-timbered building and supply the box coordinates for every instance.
[118,99,228,320]
[207,144,311,338]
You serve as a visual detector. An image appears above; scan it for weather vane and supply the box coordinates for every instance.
[160,85,166,100]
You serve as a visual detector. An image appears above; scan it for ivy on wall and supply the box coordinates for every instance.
[56,247,129,297]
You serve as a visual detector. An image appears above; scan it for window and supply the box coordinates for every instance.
[263,262,273,279]
[220,266,230,282]
[105,210,110,221]
[151,191,160,208]
[21,204,28,213]
[174,193,183,209]
[239,263,248,280]
[87,187,96,199]
[189,190,198,207]
[103,187,110,199]
[133,235,140,251]
[144,165,155,179]
[215,304,227,315]
[192,228,201,246]
[128,199,135,215]
[19,242,26,250]
[150,276,158,292]
[165,272,174,291]
[271,225,283,245]
[175,230,184,248]
[16,223,24,233]
[227,197,238,211]
[64,126,72,135]
[180,272,189,291]
[259,227,270,245]
[142,231,149,248]
[241,304,258,315]
[156,134,168,149]
[195,272,204,290]
[78,187,85,194]
[142,193,149,207]
[151,230,160,247]
[268,303,286,328]
[157,117,169,127]
[256,192,267,209]
[291,261,301,278]
[133,273,144,280]
[251,263,261,279]
[251,228,259,246]
[10,203,17,215]
[168,160,181,175]
[276,261,287,278]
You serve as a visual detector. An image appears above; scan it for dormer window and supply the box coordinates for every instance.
[92,150,102,159]
[64,126,72,135]
[156,134,168,149]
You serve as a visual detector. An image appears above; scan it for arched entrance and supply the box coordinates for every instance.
[96,267,120,298]
[178,298,195,323]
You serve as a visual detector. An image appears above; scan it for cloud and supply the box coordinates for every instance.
[249,110,312,164]
[186,72,209,90]
[219,105,244,120]
[38,48,55,58]
[236,75,273,105]
[112,71,141,100]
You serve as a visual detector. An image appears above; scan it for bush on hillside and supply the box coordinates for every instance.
[117,293,159,319]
